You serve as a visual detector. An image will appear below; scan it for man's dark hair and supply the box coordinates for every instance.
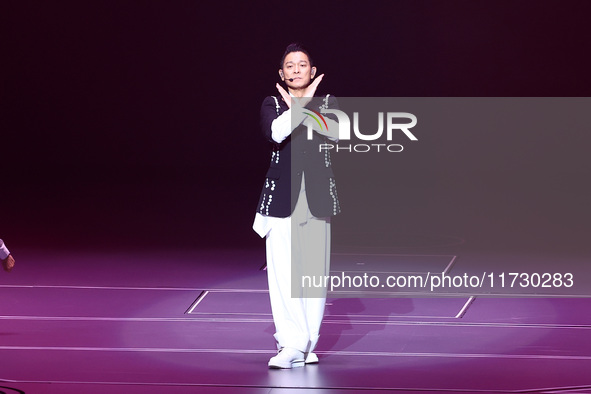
[279,43,314,68]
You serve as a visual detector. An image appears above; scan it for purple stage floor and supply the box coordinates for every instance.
[1,247,591,393]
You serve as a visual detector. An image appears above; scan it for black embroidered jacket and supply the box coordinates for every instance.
[256,94,341,218]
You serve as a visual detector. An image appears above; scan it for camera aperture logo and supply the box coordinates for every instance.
[307,108,418,153]
[303,109,328,131]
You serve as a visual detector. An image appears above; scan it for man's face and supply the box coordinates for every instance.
[280,51,316,89]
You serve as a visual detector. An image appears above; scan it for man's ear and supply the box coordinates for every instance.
[278,69,284,80]
[311,66,317,78]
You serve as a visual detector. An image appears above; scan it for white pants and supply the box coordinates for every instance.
[256,177,331,353]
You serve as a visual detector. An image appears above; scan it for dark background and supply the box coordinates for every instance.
[2,0,590,252]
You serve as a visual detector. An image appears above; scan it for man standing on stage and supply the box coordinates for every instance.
[253,43,340,369]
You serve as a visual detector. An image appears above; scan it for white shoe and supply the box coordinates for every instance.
[305,352,319,364]
[268,347,305,369]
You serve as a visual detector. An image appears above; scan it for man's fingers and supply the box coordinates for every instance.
[276,83,291,108]
[311,74,324,89]
[304,74,324,97]
[314,73,324,84]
